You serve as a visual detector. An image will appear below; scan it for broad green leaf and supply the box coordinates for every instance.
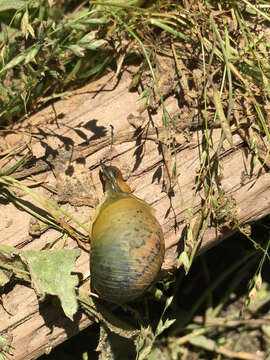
[0,244,29,283]
[22,249,81,320]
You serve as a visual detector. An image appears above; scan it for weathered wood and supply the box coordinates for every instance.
[0,72,269,360]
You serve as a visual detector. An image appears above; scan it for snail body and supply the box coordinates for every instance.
[89,165,164,303]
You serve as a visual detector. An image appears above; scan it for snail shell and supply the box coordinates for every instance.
[89,165,165,303]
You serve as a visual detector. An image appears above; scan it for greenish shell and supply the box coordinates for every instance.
[90,192,164,303]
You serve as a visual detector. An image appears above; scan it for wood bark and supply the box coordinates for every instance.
[0,72,269,360]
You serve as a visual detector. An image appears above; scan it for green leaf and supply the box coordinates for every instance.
[0,244,19,255]
[0,0,26,11]
[135,325,155,360]
[155,318,176,337]
[189,335,216,351]
[66,44,85,57]
[0,269,11,287]
[83,17,108,24]
[83,39,107,50]
[0,244,29,283]
[24,44,41,63]
[21,9,29,37]
[0,334,12,355]
[178,251,190,272]
[78,55,110,79]
[0,270,10,286]
[78,31,95,43]
[22,249,81,320]
[78,32,107,50]
[0,53,25,74]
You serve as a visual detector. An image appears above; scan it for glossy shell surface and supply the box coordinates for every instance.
[89,168,165,304]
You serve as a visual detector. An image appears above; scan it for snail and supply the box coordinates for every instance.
[89,164,165,303]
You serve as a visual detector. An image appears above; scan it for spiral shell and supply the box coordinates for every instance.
[89,165,164,303]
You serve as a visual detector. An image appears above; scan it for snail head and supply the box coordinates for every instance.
[100,163,132,194]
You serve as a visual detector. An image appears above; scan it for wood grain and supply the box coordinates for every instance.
[0,72,269,359]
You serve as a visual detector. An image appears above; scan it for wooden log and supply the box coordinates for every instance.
[0,72,269,359]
